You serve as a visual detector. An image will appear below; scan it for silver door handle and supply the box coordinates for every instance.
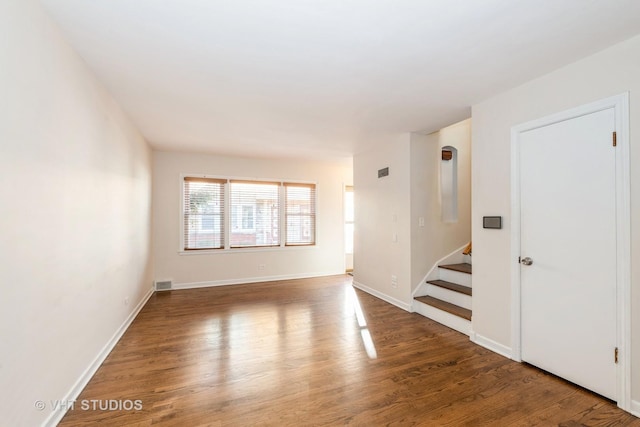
[521,257,533,266]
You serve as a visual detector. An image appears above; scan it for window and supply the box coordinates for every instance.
[183,178,225,250]
[344,185,354,255]
[344,185,354,273]
[182,176,315,251]
[285,183,316,246]
[230,180,280,248]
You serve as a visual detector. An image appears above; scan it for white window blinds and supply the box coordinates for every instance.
[284,183,316,246]
[230,180,280,248]
[183,177,225,250]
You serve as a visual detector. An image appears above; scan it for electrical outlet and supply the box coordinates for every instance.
[124,297,130,306]
[391,275,397,288]
[419,217,425,227]
[258,264,266,271]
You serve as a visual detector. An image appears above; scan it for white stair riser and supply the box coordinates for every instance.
[425,284,472,310]
[413,300,471,336]
[463,254,472,265]
[439,269,472,287]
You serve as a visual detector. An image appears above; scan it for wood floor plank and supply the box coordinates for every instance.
[58,275,638,426]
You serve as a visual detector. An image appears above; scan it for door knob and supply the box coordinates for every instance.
[521,257,533,266]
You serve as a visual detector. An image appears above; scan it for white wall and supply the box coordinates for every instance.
[410,120,472,290]
[0,1,153,425]
[472,34,640,407]
[153,151,352,286]
[353,134,412,308]
[353,122,472,309]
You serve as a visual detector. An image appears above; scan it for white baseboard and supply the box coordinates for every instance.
[630,399,640,418]
[43,286,154,427]
[470,331,513,359]
[170,271,345,291]
[352,280,412,312]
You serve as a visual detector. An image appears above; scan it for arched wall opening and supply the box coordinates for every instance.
[441,146,458,223]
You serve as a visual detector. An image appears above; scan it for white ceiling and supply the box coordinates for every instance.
[40,0,640,161]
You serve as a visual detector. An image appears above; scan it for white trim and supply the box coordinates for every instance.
[279,182,286,248]
[510,92,631,410]
[172,271,344,290]
[615,92,632,412]
[180,172,317,186]
[470,331,512,359]
[178,244,316,256]
[510,120,522,362]
[439,269,472,287]
[180,176,187,252]
[413,299,471,336]
[352,280,412,312]
[630,400,640,418]
[412,243,469,298]
[224,180,231,249]
[425,283,472,310]
[43,286,154,427]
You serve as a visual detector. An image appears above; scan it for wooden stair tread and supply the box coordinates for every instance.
[426,280,472,296]
[439,263,472,274]
[414,296,472,320]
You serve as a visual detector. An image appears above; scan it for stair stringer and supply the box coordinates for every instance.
[412,243,469,299]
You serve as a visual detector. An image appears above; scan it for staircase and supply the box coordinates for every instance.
[413,262,472,335]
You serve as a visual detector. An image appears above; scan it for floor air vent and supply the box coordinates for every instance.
[155,280,172,291]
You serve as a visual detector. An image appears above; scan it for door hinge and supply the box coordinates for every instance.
[613,131,617,147]
[615,347,619,364]
[518,256,521,264]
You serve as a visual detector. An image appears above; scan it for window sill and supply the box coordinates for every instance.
[178,245,316,255]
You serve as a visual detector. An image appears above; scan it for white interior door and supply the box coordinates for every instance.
[519,107,617,400]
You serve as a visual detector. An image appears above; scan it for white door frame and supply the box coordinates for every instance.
[509,93,630,410]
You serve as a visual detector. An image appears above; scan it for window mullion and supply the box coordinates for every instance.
[279,183,285,247]
[224,180,230,249]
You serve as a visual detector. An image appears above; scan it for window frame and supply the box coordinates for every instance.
[344,185,354,255]
[229,179,281,249]
[180,174,317,254]
[182,176,226,251]
[284,182,317,247]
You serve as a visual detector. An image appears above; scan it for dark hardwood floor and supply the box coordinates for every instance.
[59,275,639,426]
